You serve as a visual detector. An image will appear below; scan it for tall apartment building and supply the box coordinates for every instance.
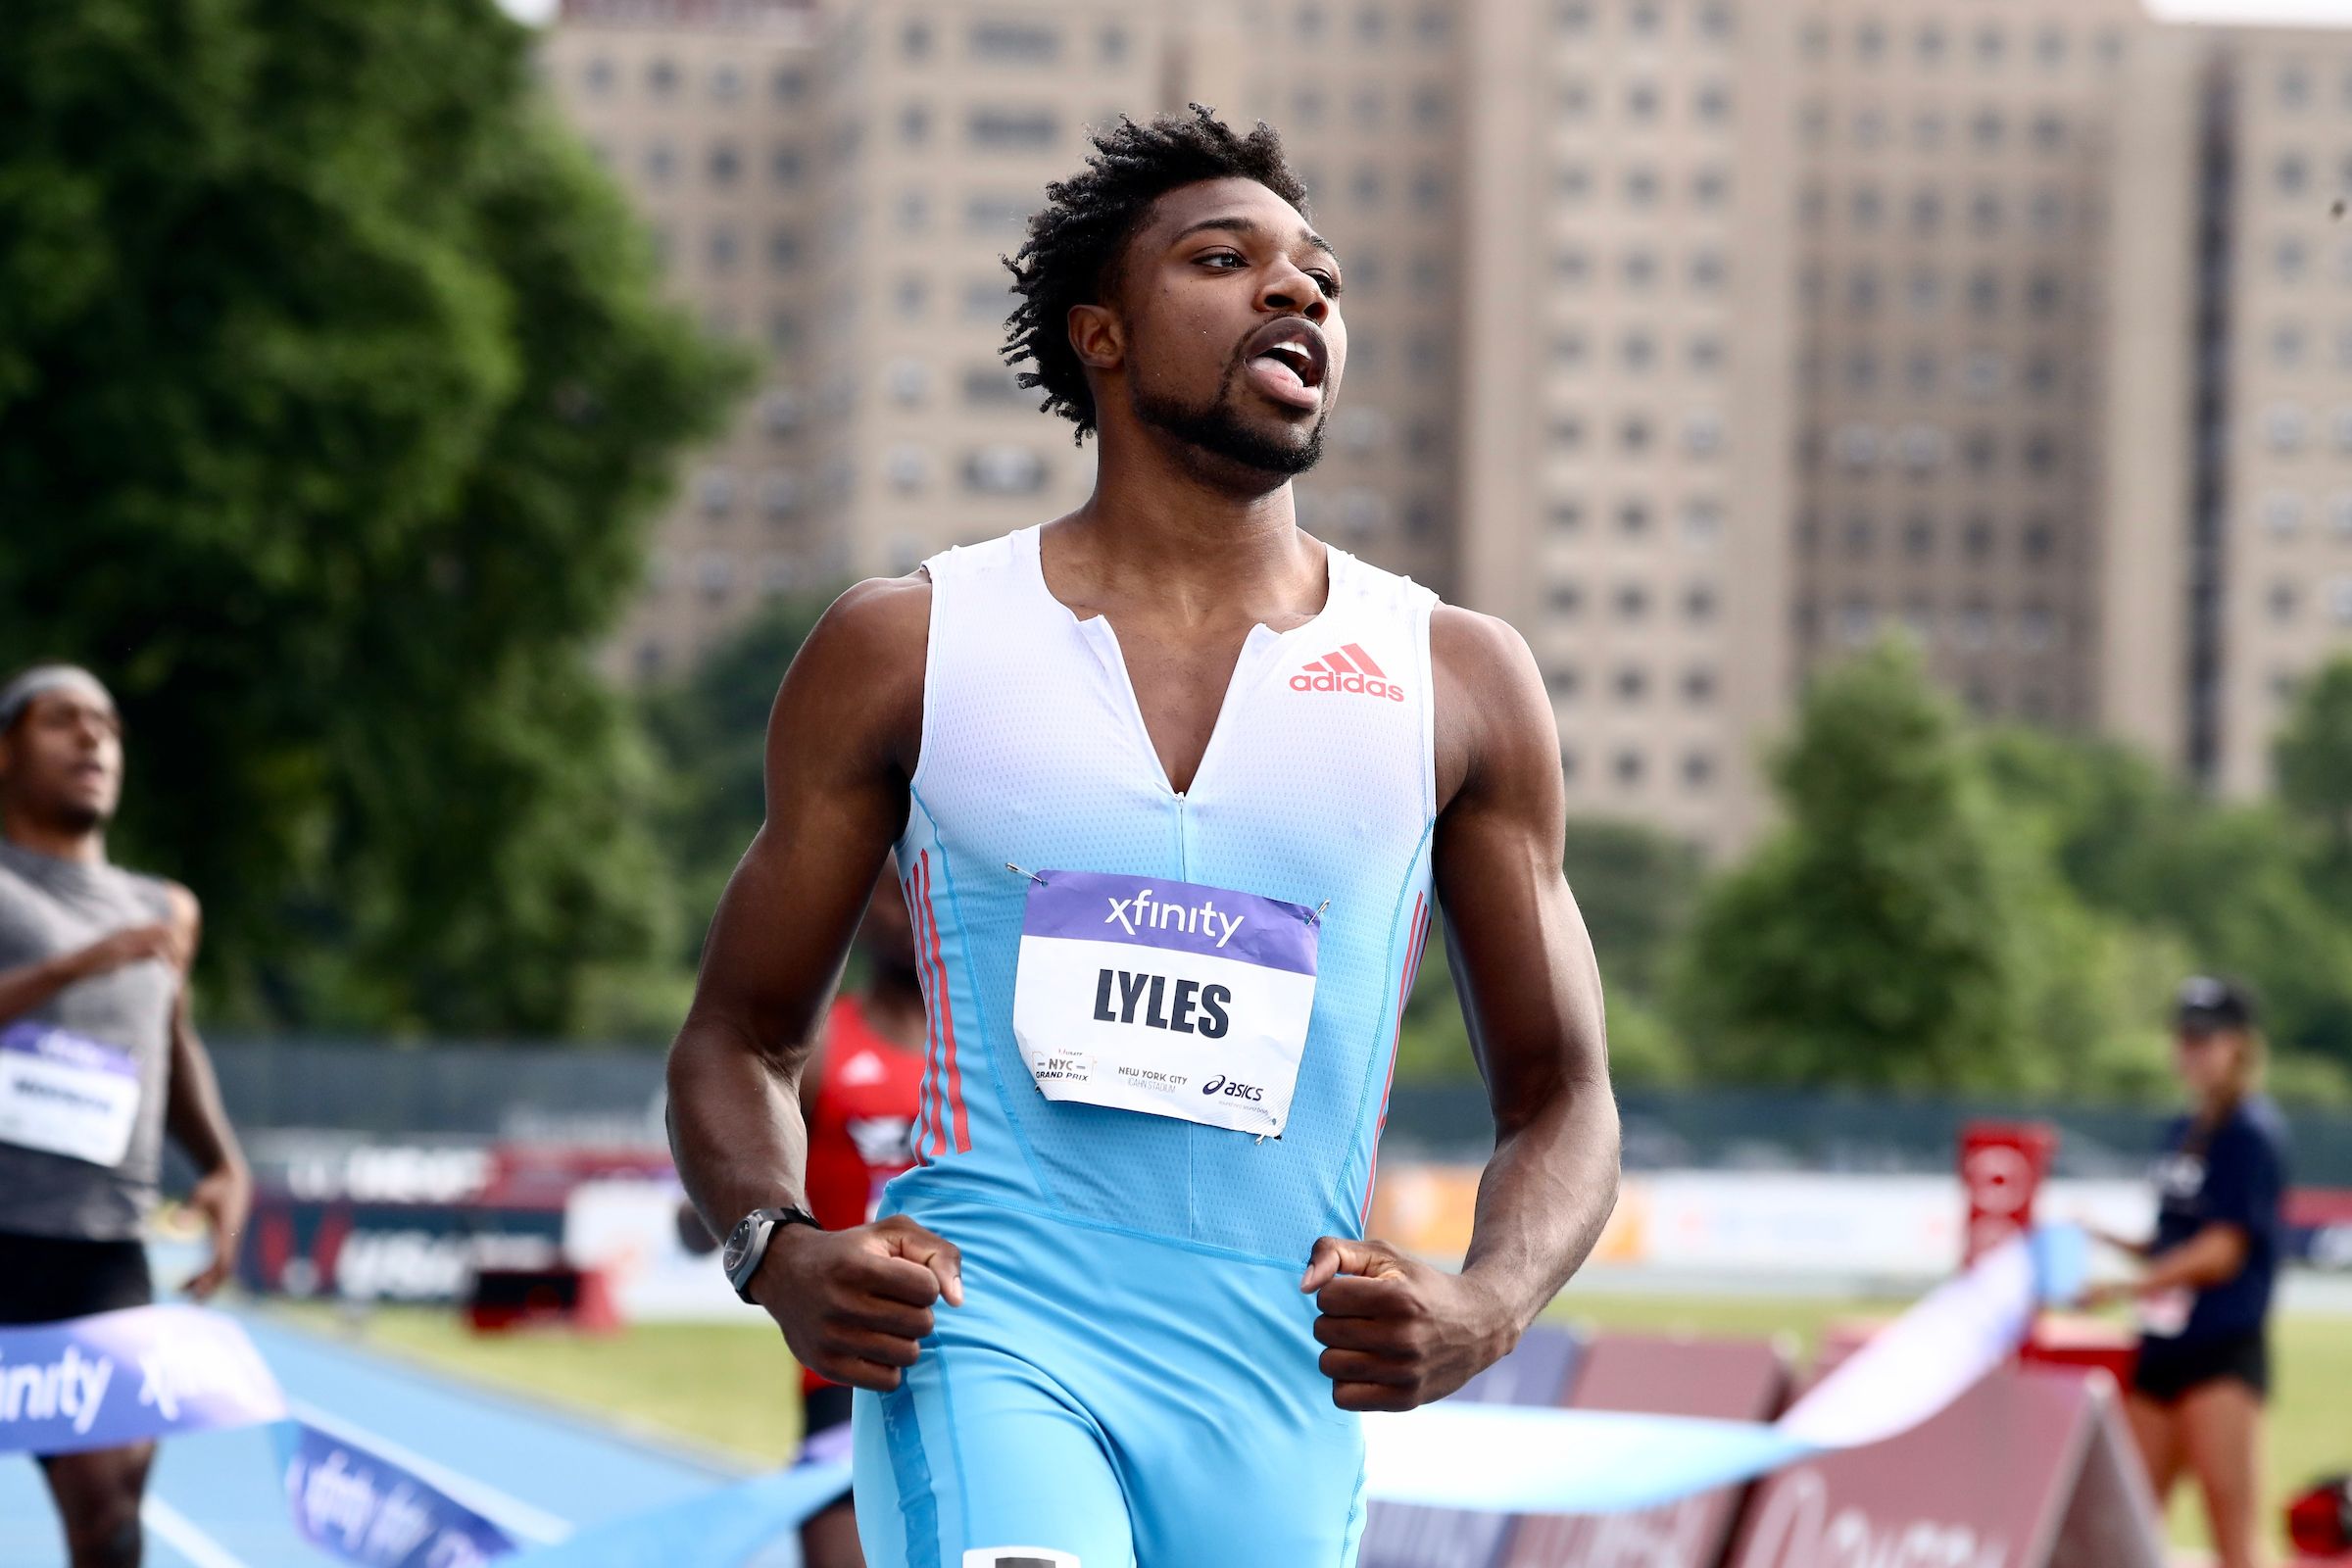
[544,0,2352,846]
[540,1,827,679]
[2195,32,2352,797]
[544,0,1460,680]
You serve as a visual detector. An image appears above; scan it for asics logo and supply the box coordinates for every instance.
[1200,1074,1265,1102]
[1291,644,1404,702]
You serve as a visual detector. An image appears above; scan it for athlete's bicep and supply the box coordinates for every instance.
[688,577,928,1068]
[1428,610,1607,1125]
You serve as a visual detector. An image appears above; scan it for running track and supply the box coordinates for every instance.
[0,1313,800,1568]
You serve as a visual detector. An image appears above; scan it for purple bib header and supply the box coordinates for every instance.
[1022,869,1319,975]
[1,1020,136,1078]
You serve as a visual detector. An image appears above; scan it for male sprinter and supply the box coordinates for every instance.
[0,665,251,1568]
[668,109,1619,1566]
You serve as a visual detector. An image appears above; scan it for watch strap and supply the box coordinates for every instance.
[727,1204,821,1302]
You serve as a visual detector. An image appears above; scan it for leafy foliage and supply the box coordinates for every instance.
[0,0,747,1034]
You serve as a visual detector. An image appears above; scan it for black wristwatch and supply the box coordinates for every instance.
[721,1205,821,1303]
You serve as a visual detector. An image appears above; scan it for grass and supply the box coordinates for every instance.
[268,1292,2349,1555]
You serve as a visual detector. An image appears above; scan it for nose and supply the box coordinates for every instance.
[1257,259,1330,323]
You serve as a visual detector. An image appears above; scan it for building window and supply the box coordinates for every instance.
[1838,599,1875,646]
[1690,250,1728,291]
[2267,403,2308,453]
[2271,581,2299,622]
[1624,250,1659,289]
[1904,514,1936,560]
[1696,82,1732,123]
[2034,26,2067,68]
[697,553,734,601]
[647,58,679,97]
[644,142,676,184]
[1547,664,1581,700]
[1615,666,1648,703]
[1551,415,1586,451]
[1614,751,1645,786]
[770,65,806,102]
[1686,583,1718,622]
[706,226,739,272]
[2333,494,2352,538]
[1690,335,1725,373]
[970,21,1059,63]
[2335,408,2352,453]
[1618,498,1651,535]
[583,57,614,95]
[1549,581,1584,616]
[1557,0,1592,32]
[708,143,742,186]
[964,446,1048,494]
[1683,752,1715,789]
[2278,237,2310,282]
[2279,152,2311,197]
[968,108,1058,150]
[1956,604,1993,649]
[1683,667,1716,705]
[1550,498,1587,533]
[2031,113,2066,154]
[1851,186,1885,230]
[1916,21,1946,63]
[767,226,804,274]
[1974,24,2005,66]
[769,145,804,187]
[1686,412,1724,457]
[697,467,735,517]
[1970,109,2004,150]
[885,446,928,494]
[1627,81,1661,121]
[2337,580,2352,626]
[1969,191,2003,235]
[710,63,744,102]
[1615,583,1649,620]
[760,473,802,520]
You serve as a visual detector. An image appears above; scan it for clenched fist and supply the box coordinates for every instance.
[747,1213,964,1392]
[1300,1237,1518,1412]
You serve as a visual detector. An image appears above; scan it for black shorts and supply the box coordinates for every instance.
[803,1381,855,1439]
[2131,1328,2269,1404]
[0,1230,154,1326]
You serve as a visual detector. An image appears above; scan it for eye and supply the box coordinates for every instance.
[1199,250,1246,270]
[1310,271,1343,298]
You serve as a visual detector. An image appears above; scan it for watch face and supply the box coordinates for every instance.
[721,1218,754,1279]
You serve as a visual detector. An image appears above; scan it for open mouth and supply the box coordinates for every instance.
[1241,318,1330,412]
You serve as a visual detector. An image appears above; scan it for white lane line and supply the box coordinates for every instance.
[141,1497,249,1568]
[285,1398,572,1544]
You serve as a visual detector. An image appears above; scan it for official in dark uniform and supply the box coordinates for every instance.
[0,665,251,1568]
[2092,976,2289,1568]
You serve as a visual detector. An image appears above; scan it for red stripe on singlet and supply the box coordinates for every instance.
[919,851,970,1153]
[1360,892,1429,1228]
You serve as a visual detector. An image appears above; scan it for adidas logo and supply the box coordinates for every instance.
[1291,643,1404,702]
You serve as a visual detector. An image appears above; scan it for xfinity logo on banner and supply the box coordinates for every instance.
[280,1422,515,1568]
[0,1344,114,1437]
[1103,886,1245,949]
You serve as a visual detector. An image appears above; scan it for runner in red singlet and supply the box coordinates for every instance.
[794,861,925,1568]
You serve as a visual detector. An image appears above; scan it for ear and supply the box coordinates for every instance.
[1066,303,1123,371]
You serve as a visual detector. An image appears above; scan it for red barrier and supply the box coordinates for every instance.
[1503,1334,1789,1568]
[1725,1365,2163,1568]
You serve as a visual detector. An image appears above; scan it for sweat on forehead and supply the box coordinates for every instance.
[0,665,116,732]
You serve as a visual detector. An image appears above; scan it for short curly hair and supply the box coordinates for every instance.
[1002,106,1309,443]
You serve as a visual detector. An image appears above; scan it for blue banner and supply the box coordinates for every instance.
[0,1304,285,1457]
[276,1419,519,1567]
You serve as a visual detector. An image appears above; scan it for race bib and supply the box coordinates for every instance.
[0,1022,141,1168]
[1011,869,1319,1136]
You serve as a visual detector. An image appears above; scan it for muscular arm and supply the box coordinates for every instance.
[1432,610,1619,1330]
[665,577,962,1389]
[159,887,251,1298]
[1304,609,1618,1410]
[666,577,926,1236]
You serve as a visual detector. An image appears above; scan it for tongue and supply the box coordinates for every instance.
[1250,354,1305,393]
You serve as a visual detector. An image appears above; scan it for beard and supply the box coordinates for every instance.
[1132,359,1328,481]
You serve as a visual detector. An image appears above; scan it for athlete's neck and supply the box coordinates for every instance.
[1,816,106,866]
[1055,442,1325,624]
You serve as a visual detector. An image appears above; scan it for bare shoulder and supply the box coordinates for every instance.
[1431,606,1555,811]
[773,572,933,776]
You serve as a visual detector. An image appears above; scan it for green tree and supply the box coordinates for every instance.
[0,0,748,1034]
[1673,641,2031,1090]
[642,590,838,959]
[1560,817,1705,999]
[2278,656,2352,900]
